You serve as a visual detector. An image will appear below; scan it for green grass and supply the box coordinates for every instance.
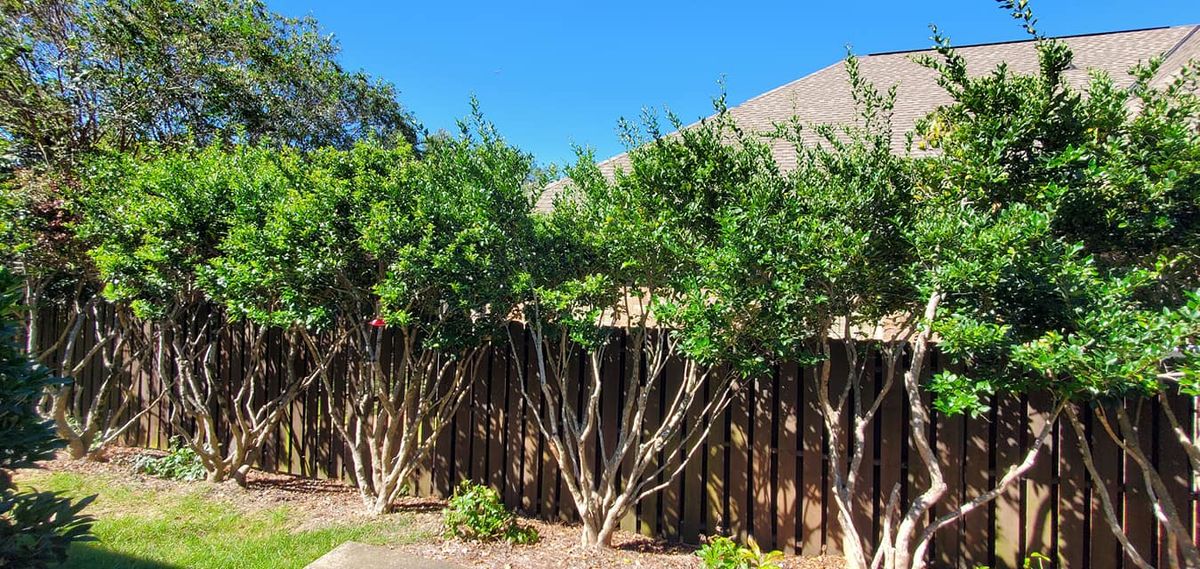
[16,470,434,569]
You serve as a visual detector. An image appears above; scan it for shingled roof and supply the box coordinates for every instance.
[536,24,1200,212]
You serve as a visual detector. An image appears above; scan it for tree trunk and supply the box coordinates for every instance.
[64,436,88,460]
[579,516,618,548]
[369,492,394,516]
[513,303,737,551]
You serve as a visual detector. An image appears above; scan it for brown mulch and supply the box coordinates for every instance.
[402,518,846,569]
[18,446,845,569]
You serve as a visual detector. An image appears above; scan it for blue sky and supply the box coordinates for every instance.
[267,1,1200,167]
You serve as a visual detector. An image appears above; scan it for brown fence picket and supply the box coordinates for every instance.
[776,362,801,555]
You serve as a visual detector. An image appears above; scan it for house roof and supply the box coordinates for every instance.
[536,24,1200,212]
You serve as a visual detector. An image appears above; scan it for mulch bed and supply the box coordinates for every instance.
[21,446,845,569]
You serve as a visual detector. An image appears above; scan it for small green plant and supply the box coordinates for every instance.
[975,552,1053,569]
[1023,552,1051,569]
[442,481,538,544]
[132,437,206,482]
[696,536,784,569]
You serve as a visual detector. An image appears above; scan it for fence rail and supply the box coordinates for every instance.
[40,309,1199,569]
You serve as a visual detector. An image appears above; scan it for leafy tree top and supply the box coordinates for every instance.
[0,0,418,172]
[910,5,1200,413]
[81,107,536,352]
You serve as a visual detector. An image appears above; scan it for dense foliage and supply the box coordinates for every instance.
[0,0,417,172]
[78,105,538,506]
[509,100,795,546]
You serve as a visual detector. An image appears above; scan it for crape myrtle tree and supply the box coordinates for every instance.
[869,20,1095,569]
[0,163,155,459]
[873,6,1200,569]
[240,110,535,514]
[908,8,1200,569]
[0,0,418,461]
[717,55,917,569]
[516,103,779,547]
[79,143,333,484]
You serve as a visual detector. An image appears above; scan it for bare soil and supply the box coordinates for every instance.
[24,446,845,569]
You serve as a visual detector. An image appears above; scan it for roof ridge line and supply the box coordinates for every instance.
[1160,24,1200,63]
[866,24,1187,57]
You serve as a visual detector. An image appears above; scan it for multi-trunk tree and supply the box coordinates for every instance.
[514,104,783,547]
[716,55,917,569]
[81,144,332,484]
[885,6,1200,568]
[204,110,536,513]
[1,0,420,462]
[0,173,155,459]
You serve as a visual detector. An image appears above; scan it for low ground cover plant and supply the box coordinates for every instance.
[696,536,783,569]
[131,437,207,482]
[443,481,538,544]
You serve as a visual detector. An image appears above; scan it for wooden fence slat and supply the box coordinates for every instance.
[680,360,706,544]
[638,348,664,537]
[751,370,776,547]
[777,362,800,555]
[935,409,964,568]
[1058,406,1088,569]
[539,355,561,520]
[851,353,877,561]
[1087,405,1122,569]
[504,327,523,506]
[595,343,619,528]
[486,346,505,490]
[704,364,729,539]
[452,357,472,489]
[1158,395,1193,569]
[961,407,993,568]
[800,365,825,556]
[727,372,751,543]
[624,331,643,535]
[1024,393,1056,561]
[521,329,540,515]
[654,356,679,539]
[824,354,848,556]
[994,395,1026,568]
[1124,400,1156,566]
[471,354,489,486]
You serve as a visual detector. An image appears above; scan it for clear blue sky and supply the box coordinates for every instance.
[267,1,1200,167]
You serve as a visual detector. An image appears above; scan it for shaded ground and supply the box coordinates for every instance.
[15,447,844,569]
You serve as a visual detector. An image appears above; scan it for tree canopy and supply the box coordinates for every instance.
[0,0,418,172]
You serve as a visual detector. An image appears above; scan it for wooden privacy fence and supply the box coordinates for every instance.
[41,309,1200,569]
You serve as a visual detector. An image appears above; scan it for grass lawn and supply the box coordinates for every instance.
[16,469,433,569]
